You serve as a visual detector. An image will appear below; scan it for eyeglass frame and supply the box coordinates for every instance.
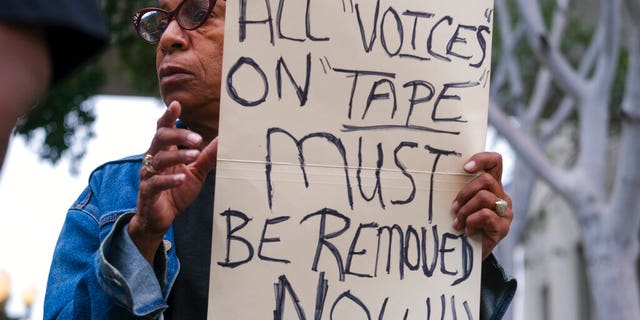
[132,0,217,44]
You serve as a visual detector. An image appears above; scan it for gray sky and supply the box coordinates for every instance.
[0,96,163,319]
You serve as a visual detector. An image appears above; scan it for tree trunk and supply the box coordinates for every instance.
[489,0,640,318]
[580,205,640,319]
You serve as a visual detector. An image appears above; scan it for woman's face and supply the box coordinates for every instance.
[156,0,225,135]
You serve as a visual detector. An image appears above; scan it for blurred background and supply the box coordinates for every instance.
[1,0,639,319]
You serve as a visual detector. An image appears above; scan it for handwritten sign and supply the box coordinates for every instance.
[209,0,494,319]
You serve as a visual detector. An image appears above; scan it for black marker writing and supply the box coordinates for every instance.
[276,53,312,106]
[272,272,475,319]
[227,57,269,107]
[332,67,396,119]
[345,222,378,279]
[265,128,353,210]
[301,208,351,281]
[424,145,461,223]
[218,209,254,268]
[239,0,275,44]
[391,142,418,205]
[352,0,489,66]
[330,291,371,319]
[227,54,313,107]
[259,216,291,264]
[357,137,385,209]
[404,79,435,126]
[240,0,329,45]
[274,274,307,319]
[432,81,479,123]
[332,66,478,129]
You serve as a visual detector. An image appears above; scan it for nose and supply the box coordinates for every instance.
[158,18,189,53]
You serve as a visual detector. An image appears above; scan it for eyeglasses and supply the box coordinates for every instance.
[133,0,216,44]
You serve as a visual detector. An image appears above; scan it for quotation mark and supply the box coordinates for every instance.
[484,8,493,23]
[341,0,355,13]
[319,56,333,74]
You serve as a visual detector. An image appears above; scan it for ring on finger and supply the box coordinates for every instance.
[143,154,157,174]
[494,198,508,217]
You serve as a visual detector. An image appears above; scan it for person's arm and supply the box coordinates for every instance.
[480,254,517,320]
[451,152,517,318]
[104,213,173,316]
[44,166,178,319]
[0,22,51,169]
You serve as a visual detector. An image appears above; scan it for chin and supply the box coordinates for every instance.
[161,88,191,106]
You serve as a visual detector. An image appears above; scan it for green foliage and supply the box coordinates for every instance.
[15,60,104,172]
[104,0,158,95]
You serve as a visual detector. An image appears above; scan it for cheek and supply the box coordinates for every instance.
[155,49,163,80]
[208,60,223,97]
[204,44,224,84]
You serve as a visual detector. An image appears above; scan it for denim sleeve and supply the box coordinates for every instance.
[479,254,518,320]
[44,205,172,319]
[101,213,169,315]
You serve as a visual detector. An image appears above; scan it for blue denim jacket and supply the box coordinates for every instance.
[44,155,516,319]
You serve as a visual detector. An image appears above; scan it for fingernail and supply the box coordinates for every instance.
[452,218,460,230]
[451,201,460,212]
[174,173,186,182]
[185,149,199,159]
[187,133,202,144]
[464,161,476,172]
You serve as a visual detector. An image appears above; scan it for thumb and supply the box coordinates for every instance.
[464,152,503,181]
[194,137,219,177]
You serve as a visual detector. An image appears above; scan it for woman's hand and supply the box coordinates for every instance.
[128,101,219,263]
[451,152,513,260]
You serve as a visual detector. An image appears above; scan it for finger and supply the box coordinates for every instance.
[453,172,504,212]
[454,190,497,226]
[463,152,503,181]
[138,173,187,200]
[146,102,184,156]
[152,127,203,150]
[157,101,181,130]
[464,208,510,259]
[150,149,201,172]
[463,208,498,235]
[192,137,219,180]
[135,173,187,240]
[453,189,497,230]
[460,202,513,233]
[141,154,157,178]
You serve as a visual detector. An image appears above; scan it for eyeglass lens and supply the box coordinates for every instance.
[136,0,213,43]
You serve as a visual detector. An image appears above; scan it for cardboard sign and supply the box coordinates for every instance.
[209,0,494,318]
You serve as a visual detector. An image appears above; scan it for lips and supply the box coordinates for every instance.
[158,65,194,84]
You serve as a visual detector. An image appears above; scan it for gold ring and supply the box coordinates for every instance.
[495,198,508,217]
[142,154,157,173]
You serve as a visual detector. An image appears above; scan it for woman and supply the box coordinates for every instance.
[44,0,515,319]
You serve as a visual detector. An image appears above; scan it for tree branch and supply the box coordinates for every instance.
[608,0,640,246]
[574,0,621,193]
[526,0,570,122]
[540,25,604,142]
[515,0,588,98]
[488,102,574,200]
[495,0,526,115]
[591,0,622,92]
